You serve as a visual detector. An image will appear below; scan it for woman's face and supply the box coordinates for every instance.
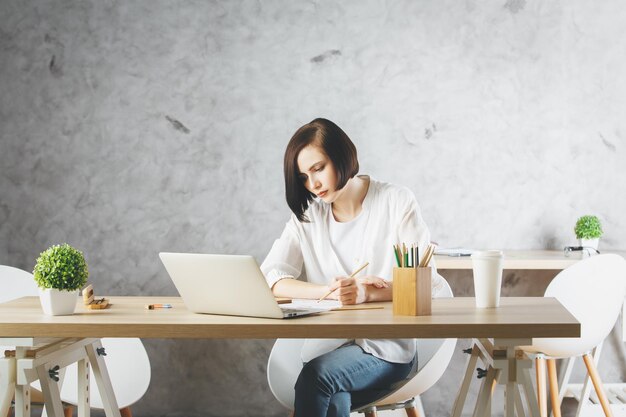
[297,145,339,203]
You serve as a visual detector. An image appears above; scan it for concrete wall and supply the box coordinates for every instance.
[1,1,625,416]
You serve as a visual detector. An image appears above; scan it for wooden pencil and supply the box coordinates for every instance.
[317,261,370,302]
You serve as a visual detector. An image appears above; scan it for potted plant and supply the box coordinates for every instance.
[574,215,603,251]
[33,243,88,315]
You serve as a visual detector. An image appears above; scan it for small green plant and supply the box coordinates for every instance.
[33,243,88,291]
[574,215,603,239]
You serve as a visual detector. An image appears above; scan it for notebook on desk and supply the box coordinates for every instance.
[159,252,331,319]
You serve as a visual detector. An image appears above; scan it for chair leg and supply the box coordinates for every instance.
[582,353,613,417]
[405,406,420,417]
[536,356,548,417]
[120,407,133,417]
[64,405,73,417]
[547,359,562,417]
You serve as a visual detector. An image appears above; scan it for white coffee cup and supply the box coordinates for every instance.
[471,250,504,308]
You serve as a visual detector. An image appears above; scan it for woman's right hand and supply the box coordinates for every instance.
[326,276,389,304]
[325,278,358,303]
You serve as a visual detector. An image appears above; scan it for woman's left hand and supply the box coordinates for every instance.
[332,275,389,305]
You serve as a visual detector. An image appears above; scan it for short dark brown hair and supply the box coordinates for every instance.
[284,118,359,222]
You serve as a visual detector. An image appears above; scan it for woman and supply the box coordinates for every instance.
[261,118,444,417]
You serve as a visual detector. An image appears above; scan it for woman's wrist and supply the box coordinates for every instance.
[363,284,372,303]
[366,282,392,302]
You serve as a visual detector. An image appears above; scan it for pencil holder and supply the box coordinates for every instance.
[392,267,432,316]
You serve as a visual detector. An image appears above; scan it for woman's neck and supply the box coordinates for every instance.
[331,176,370,222]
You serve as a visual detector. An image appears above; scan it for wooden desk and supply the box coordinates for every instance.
[435,249,626,270]
[0,296,579,339]
[0,296,578,417]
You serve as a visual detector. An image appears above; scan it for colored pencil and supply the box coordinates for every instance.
[393,246,401,267]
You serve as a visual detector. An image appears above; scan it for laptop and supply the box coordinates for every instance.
[159,252,331,319]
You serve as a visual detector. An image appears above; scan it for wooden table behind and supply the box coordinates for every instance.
[434,249,626,270]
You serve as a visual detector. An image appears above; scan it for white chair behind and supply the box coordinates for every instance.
[267,278,456,417]
[0,265,151,417]
[0,265,39,301]
[0,265,42,416]
[0,265,39,363]
[521,254,626,417]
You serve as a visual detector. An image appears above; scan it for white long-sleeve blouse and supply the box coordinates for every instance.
[261,176,445,363]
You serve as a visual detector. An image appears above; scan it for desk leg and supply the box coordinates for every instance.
[0,357,16,417]
[504,346,516,417]
[521,365,541,417]
[515,384,527,417]
[77,359,90,417]
[14,383,31,417]
[454,338,543,417]
[473,366,496,417]
[490,370,501,417]
[452,345,480,417]
[491,339,535,417]
[14,347,31,417]
[85,341,121,417]
[505,380,515,417]
[35,363,65,417]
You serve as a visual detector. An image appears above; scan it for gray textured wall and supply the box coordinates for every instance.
[1,1,625,416]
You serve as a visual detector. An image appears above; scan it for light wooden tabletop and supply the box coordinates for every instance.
[0,296,579,340]
[434,250,626,270]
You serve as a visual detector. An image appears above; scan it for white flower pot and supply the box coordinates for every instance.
[39,288,78,316]
[580,238,600,249]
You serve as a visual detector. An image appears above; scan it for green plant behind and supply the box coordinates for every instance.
[33,243,89,291]
[574,215,603,239]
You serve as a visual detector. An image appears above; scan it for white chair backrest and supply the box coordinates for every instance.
[267,276,457,409]
[0,265,39,354]
[536,254,626,357]
[0,265,38,303]
[267,338,306,409]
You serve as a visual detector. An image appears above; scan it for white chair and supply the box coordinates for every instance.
[0,265,151,417]
[0,265,57,417]
[520,254,626,417]
[267,278,456,417]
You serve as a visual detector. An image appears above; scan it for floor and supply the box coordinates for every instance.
[11,397,596,417]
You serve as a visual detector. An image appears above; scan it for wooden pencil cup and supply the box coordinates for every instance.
[393,267,432,316]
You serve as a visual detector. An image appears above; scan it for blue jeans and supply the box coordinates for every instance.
[294,344,415,417]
